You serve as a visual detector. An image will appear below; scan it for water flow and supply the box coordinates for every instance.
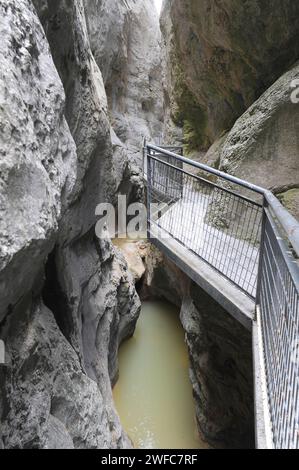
[113,301,209,449]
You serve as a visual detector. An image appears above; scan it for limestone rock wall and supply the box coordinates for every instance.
[0,0,76,323]
[84,0,164,160]
[0,0,163,449]
[2,0,296,451]
[210,64,299,200]
[0,296,131,449]
[181,289,254,449]
[162,0,299,151]
[161,0,299,214]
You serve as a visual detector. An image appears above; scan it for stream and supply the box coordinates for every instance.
[113,300,209,449]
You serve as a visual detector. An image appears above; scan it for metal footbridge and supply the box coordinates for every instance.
[143,143,299,450]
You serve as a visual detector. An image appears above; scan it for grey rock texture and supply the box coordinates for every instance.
[213,64,299,198]
[0,0,155,449]
[0,296,131,449]
[141,243,189,307]
[83,0,165,203]
[201,64,299,227]
[142,247,254,448]
[32,0,117,241]
[49,235,141,388]
[112,239,147,283]
[35,0,164,204]
[181,289,254,449]
[0,0,76,322]
[161,0,299,150]
[277,188,299,221]
[84,0,164,161]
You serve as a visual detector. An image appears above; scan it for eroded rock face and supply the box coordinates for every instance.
[32,0,117,241]
[0,0,76,322]
[141,243,189,307]
[112,239,147,283]
[48,235,141,388]
[0,0,152,449]
[83,0,165,203]
[162,0,299,222]
[181,288,254,449]
[214,64,299,198]
[0,296,131,449]
[84,0,164,160]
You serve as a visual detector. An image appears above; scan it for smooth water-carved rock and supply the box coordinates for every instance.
[33,0,142,401]
[84,0,164,159]
[215,64,299,195]
[48,235,141,388]
[0,0,76,322]
[33,0,116,241]
[0,296,131,449]
[83,0,164,202]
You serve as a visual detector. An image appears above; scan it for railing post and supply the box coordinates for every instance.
[255,197,268,311]
[147,146,152,240]
[0,339,5,365]
[142,137,147,179]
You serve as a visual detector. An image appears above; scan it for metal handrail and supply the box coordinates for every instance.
[148,154,263,208]
[147,144,266,194]
[146,144,264,298]
[147,144,299,255]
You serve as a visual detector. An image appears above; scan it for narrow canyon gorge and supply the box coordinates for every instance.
[0,0,298,450]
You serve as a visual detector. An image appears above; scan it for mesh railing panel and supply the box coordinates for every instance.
[259,210,299,449]
[147,152,263,298]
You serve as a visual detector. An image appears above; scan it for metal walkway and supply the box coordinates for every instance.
[144,143,299,449]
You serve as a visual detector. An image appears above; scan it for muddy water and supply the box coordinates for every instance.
[113,300,209,449]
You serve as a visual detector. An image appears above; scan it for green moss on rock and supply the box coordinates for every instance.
[170,48,209,153]
[278,189,299,221]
